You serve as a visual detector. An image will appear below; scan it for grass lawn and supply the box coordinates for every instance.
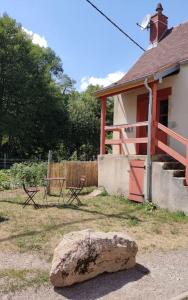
[0,268,49,294]
[0,189,188,260]
[0,189,188,294]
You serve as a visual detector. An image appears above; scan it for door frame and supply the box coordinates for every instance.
[136,87,172,154]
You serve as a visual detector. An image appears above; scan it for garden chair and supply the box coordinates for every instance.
[22,183,40,208]
[66,176,86,206]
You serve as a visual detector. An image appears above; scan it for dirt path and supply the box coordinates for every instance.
[0,251,49,271]
[0,249,188,300]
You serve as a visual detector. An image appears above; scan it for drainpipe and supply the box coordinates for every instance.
[144,78,152,202]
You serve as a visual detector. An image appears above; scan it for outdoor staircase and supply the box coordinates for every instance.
[163,161,186,184]
[155,155,187,185]
[152,155,188,214]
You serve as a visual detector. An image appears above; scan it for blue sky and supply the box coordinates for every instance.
[1,0,188,90]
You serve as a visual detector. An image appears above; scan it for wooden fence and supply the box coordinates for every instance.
[48,161,98,190]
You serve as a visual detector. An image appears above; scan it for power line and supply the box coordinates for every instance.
[85,0,145,52]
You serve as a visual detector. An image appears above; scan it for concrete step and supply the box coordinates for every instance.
[173,169,185,178]
[153,154,176,162]
[173,176,187,187]
[160,167,187,186]
[163,162,185,170]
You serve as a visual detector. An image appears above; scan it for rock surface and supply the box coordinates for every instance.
[87,187,106,198]
[50,229,138,287]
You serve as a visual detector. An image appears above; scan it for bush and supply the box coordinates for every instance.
[0,170,12,190]
[10,162,47,187]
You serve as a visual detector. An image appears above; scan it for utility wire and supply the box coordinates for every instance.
[85,0,145,52]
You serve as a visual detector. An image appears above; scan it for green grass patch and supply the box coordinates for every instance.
[0,193,188,258]
[0,268,49,294]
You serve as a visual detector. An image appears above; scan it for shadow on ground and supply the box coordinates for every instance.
[0,201,141,243]
[0,216,9,223]
[54,264,149,300]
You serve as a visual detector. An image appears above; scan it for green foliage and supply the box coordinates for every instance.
[61,84,113,160]
[10,162,47,186]
[0,14,68,158]
[175,210,186,218]
[0,169,12,190]
[0,268,49,294]
[143,202,158,212]
[0,162,48,190]
[65,85,101,160]
[127,217,139,226]
[100,189,108,197]
[0,14,114,161]
[167,210,187,222]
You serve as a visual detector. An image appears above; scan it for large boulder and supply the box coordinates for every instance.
[50,229,138,287]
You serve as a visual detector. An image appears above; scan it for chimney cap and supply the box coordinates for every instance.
[156,3,163,12]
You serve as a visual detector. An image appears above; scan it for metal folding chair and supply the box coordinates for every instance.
[66,176,86,206]
[22,183,40,208]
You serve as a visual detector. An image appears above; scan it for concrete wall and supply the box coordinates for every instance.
[98,154,130,196]
[98,155,188,214]
[113,63,188,156]
[152,162,188,214]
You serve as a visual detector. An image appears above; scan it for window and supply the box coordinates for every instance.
[159,99,168,127]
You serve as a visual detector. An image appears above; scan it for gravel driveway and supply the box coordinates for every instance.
[0,250,188,300]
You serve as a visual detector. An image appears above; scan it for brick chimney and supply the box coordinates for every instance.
[150,3,168,45]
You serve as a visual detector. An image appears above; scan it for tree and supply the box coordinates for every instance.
[0,14,68,157]
[62,84,113,160]
[0,14,113,161]
[60,74,76,95]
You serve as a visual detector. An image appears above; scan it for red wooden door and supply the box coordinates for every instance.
[137,91,169,154]
[128,160,145,203]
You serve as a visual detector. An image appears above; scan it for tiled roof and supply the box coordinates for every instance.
[117,21,188,85]
[96,21,188,96]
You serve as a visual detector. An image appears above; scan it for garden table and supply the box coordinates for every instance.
[43,177,66,206]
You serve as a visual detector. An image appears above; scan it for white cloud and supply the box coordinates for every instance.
[80,71,125,91]
[22,27,48,48]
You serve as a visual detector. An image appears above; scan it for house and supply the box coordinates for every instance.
[95,3,188,214]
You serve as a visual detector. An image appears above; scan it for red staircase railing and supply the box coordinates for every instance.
[105,121,148,146]
[156,122,188,185]
[105,120,188,185]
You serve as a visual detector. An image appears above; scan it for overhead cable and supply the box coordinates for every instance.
[85,0,145,52]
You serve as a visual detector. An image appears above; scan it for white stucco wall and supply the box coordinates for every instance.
[158,64,188,156]
[113,63,188,156]
[113,87,145,155]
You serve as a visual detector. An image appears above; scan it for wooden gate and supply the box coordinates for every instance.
[128,160,145,202]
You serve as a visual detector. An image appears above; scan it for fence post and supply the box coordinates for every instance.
[47,150,52,194]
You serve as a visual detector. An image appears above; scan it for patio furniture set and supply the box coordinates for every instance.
[22,175,86,208]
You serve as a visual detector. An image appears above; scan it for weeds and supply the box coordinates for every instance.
[143,202,158,212]
[0,268,49,294]
[127,218,139,226]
